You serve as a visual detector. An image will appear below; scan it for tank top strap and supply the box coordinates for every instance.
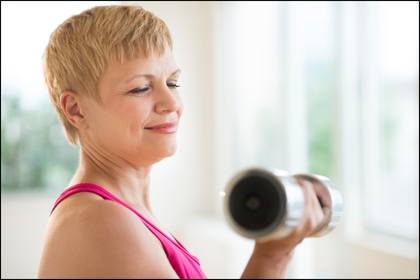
[50,183,116,216]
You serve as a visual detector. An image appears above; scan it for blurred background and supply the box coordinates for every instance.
[1,1,418,278]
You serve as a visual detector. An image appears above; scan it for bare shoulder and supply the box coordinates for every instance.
[38,192,178,279]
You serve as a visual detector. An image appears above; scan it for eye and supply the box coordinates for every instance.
[127,84,180,95]
[128,87,149,94]
[168,83,181,89]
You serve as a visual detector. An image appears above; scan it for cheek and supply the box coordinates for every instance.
[123,101,151,133]
[95,100,150,141]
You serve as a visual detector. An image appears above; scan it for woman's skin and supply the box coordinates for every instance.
[38,46,326,279]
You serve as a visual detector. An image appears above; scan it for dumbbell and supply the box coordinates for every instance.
[223,167,343,242]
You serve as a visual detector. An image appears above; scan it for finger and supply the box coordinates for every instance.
[296,180,312,216]
[308,182,332,230]
[300,181,324,217]
[298,180,327,235]
[307,185,324,217]
[305,186,324,231]
[294,180,314,233]
[322,206,331,216]
[308,206,332,237]
[294,180,332,238]
[299,180,322,218]
[312,182,331,208]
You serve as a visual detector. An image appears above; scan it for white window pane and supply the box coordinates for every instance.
[367,1,419,238]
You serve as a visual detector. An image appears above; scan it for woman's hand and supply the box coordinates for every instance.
[241,180,328,279]
[255,180,327,257]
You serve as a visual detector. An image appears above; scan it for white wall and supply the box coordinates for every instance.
[1,193,58,278]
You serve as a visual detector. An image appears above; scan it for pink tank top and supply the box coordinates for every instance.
[50,183,207,279]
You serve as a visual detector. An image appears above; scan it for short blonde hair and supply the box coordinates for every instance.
[42,5,173,146]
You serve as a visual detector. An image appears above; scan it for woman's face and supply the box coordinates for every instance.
[82,47,183,167]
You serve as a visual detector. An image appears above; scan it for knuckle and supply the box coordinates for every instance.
[316,217,322,225]
[308,224,316,233]
[307,219,316,231]
[298,180,312,190]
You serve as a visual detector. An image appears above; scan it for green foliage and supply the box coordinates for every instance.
[306,59,335,179]
[1,90,79,193]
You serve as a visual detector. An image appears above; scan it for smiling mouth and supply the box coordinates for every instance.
[144,124,173,129]
[145,121,177,129]
[144,121,177,131]
[144,121,178,134]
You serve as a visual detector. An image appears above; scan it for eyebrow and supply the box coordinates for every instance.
[123,69,181,84]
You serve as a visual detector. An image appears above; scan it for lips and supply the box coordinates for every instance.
[145,121,177,129]
[144,121,178,134]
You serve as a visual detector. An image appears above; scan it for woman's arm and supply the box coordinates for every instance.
[241,244,293,279]
[241,180,326,279]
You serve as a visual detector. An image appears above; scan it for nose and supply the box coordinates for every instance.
[154,85,180,114]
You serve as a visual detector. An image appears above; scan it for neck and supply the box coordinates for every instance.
[69,143,154,213]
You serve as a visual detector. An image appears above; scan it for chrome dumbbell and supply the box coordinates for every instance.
[223,167,343,242]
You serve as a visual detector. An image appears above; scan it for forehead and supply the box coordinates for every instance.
[101,48,178,86]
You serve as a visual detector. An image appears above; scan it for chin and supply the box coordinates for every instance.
[134,138,178,164]
[164,143,178,158]
[153,140,178,159]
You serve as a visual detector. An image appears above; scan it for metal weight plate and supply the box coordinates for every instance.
[223,167,305,242]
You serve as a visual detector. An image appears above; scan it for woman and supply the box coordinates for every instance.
[38,5,326,279]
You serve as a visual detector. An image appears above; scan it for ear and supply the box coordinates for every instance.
[60,91,89,130]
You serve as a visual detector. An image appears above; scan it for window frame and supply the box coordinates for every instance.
[338,1,419,260]
[215,1,419,261]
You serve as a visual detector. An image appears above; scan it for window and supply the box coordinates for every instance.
[367,1,419,239]
[220,1,419,262]
[1,1,120,193]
